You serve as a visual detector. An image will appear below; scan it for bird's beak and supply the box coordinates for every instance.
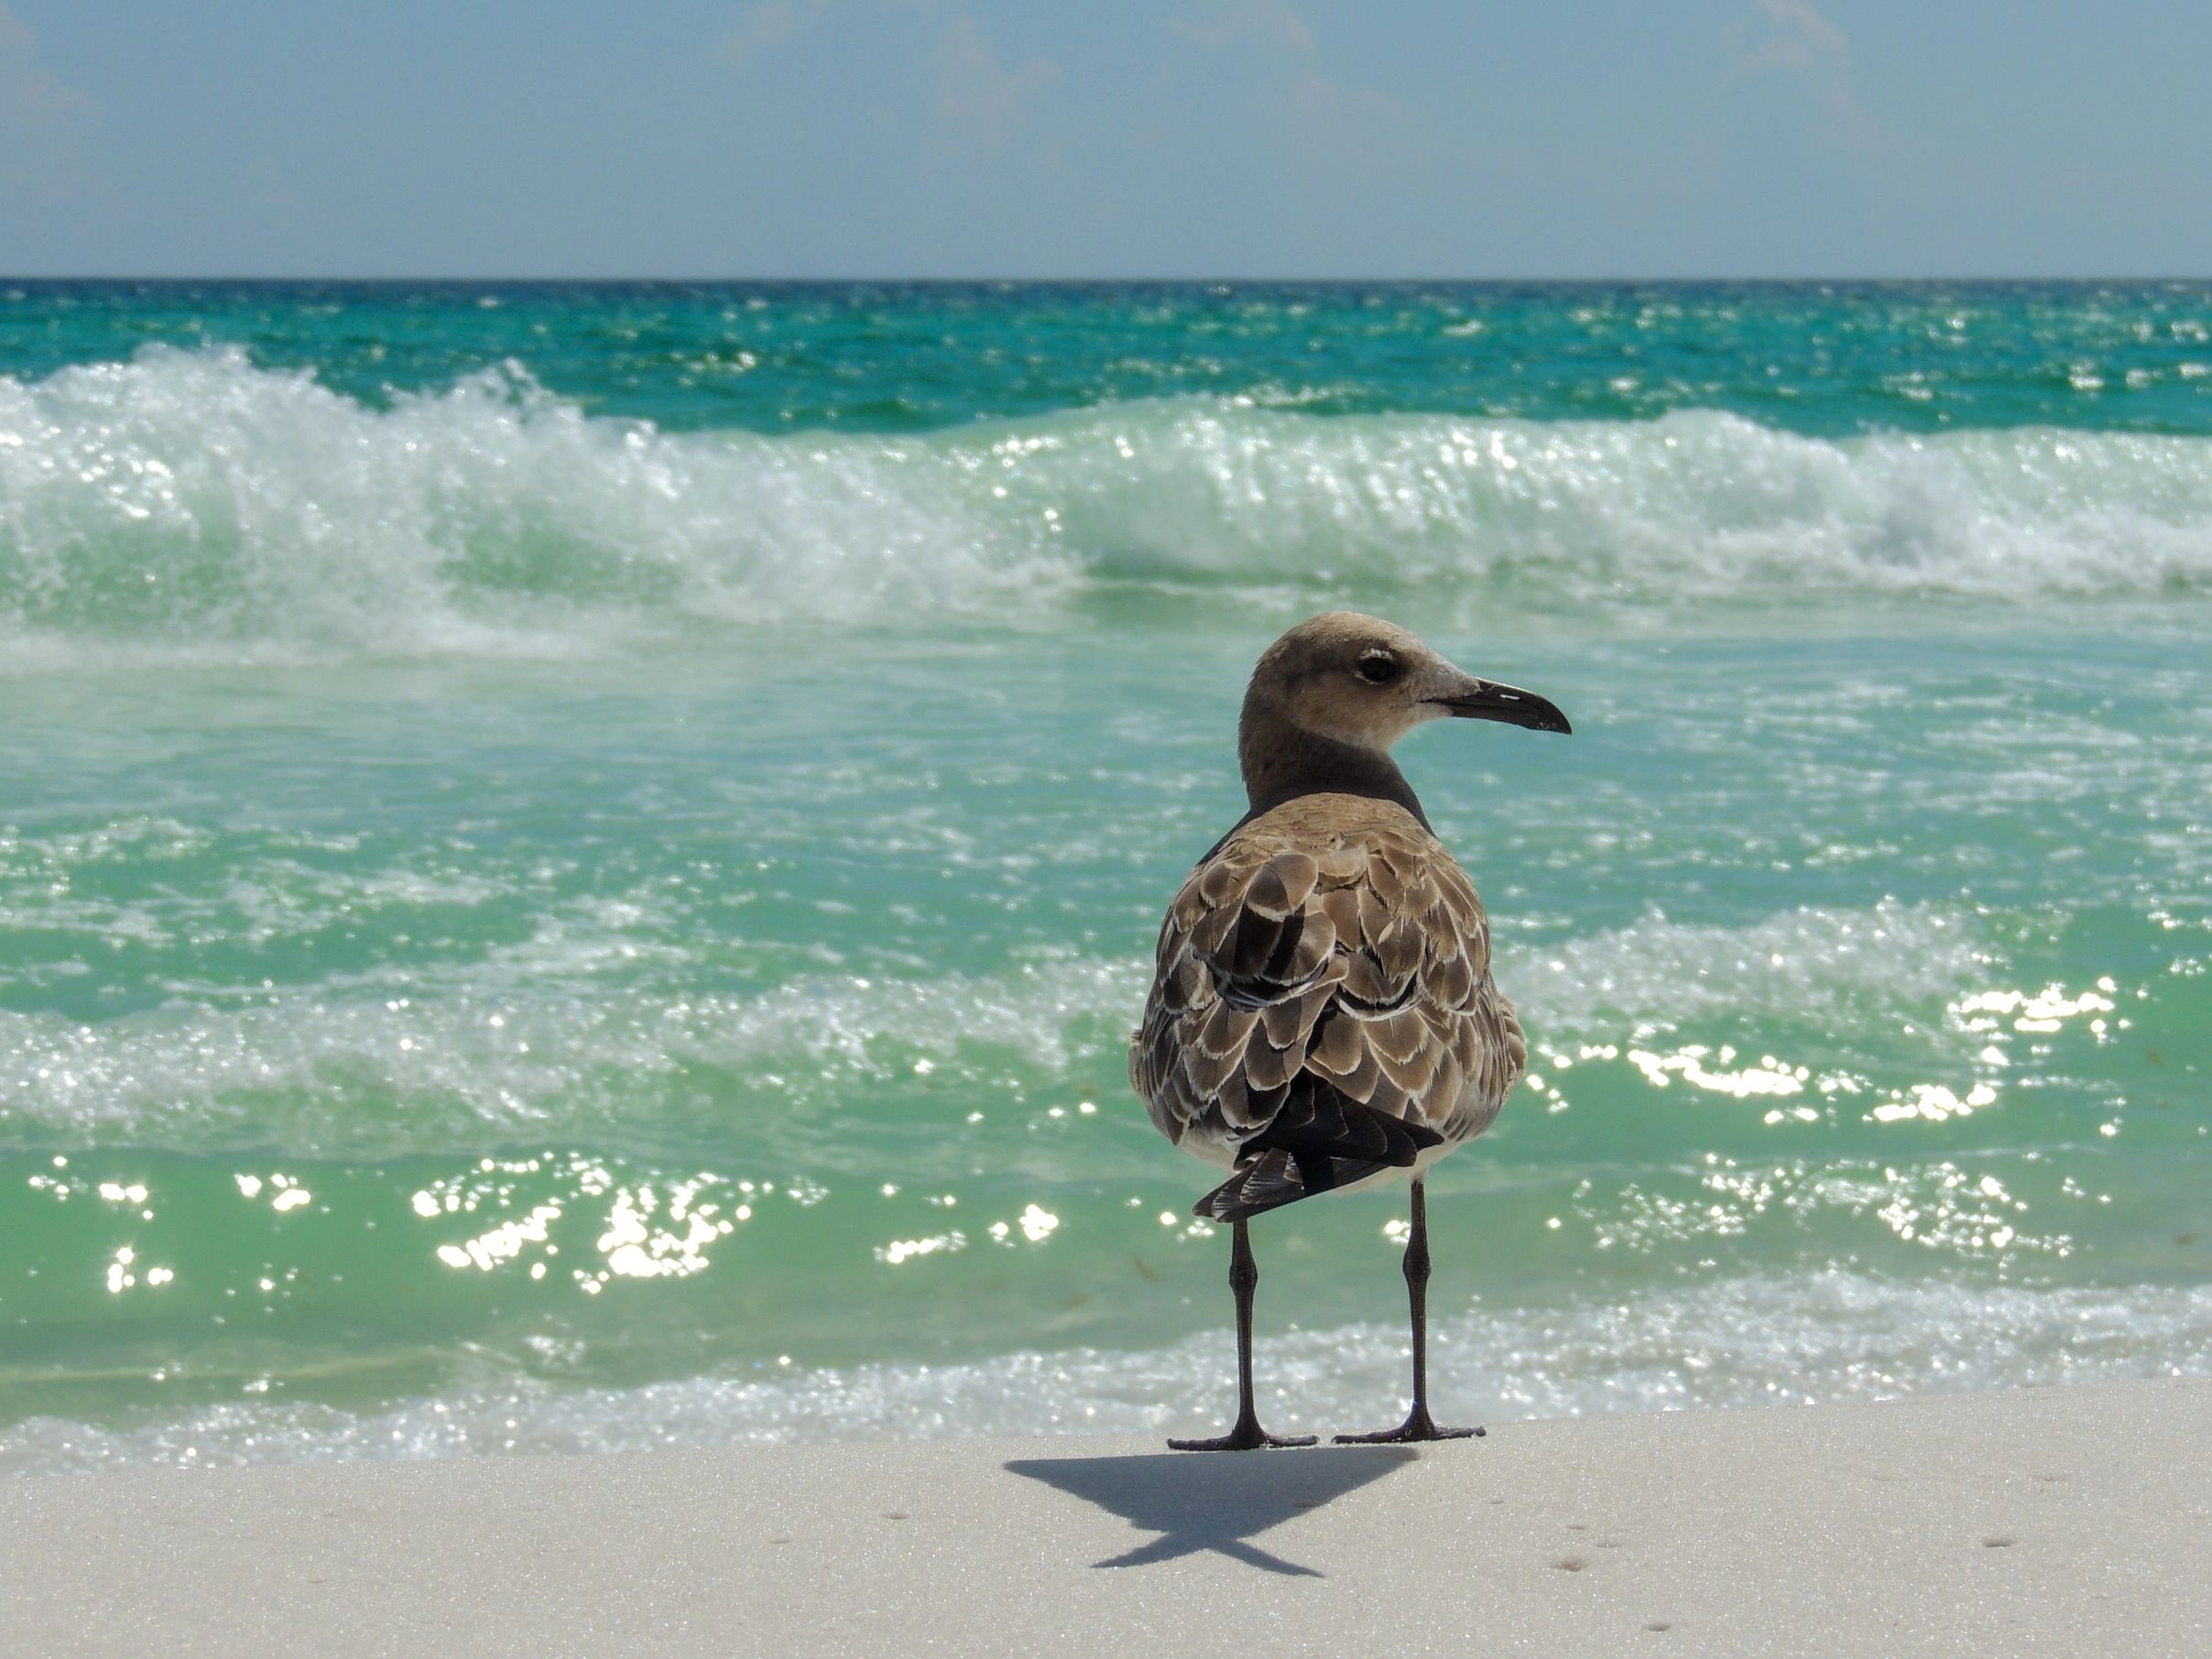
[1431,677,1573,735]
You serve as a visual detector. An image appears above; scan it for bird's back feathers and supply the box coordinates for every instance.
[1129,792,1526,1217]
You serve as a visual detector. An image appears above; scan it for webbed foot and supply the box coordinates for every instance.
[1332,1407,1482,1445]
[1169,1418,1319,1452]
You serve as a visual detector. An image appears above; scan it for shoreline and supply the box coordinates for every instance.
[5,1378,2207,1658]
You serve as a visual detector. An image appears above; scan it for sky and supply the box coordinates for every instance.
[3,0,2208,278]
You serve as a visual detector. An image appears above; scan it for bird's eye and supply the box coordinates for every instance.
[1356,652,1399,685]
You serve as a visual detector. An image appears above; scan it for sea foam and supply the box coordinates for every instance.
[5,1271,2205,1474]
[5,348,2212,665]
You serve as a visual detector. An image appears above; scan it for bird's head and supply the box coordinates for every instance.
[1241,612,1571,761]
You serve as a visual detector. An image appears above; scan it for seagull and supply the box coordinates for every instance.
[1129,612,1570,1451]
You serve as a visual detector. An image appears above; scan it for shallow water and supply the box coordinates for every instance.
[2,283,2207,1473]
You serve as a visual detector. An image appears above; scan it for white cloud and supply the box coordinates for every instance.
[1163,0,1407,148]
[930,12,1059,152]
[723,0,835,69]
[1727,0,1883,147]
[1734,0,1846,71]
[1171,0,1316,56]
[721,2,1057,157]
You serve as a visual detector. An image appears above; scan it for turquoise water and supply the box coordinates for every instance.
[2,283,2207,1473]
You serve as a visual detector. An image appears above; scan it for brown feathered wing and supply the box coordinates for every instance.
[1128,798,1527,1222]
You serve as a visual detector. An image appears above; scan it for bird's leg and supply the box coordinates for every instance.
[1335,1180,1482,1445]
[1168,1218,1317,1452]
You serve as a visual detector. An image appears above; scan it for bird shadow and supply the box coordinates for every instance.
[1002,1444,1417,1577]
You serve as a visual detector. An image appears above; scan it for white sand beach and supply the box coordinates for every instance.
[5,1378,2207,1658]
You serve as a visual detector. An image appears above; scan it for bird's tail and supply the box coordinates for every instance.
[1194,1078,1442,1223]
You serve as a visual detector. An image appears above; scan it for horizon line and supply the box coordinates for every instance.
[5,272,2210,287]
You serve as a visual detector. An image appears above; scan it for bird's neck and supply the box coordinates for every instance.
[1237,703,1432,830]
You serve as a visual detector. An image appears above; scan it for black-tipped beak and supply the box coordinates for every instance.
[1432,680,1573,735]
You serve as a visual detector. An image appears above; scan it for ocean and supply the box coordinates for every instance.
[1,280,2206,1473]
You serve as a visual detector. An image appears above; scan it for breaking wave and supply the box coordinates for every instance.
[6,1272,2207,1474]
[5,347,2212,664]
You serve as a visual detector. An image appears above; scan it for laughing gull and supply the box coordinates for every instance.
[1129,612,1570,1449]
